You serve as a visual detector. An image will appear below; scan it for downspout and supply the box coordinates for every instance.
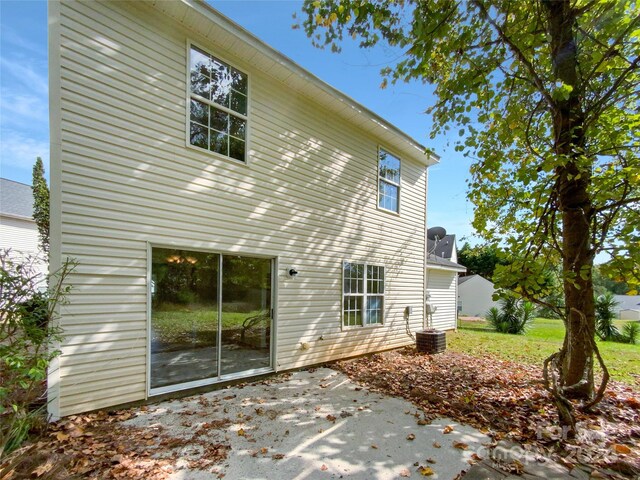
[423,165,430,332]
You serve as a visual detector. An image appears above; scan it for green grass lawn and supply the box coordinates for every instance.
[151,303,268,347]
[448,318,640,386]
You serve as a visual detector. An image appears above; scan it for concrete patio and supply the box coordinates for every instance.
[126,368,493,479]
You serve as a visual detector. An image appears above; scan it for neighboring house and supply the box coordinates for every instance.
[0,178,47,278]
[614,295,640,320]
[425,227,466,329]
[427,232,458,264]
[457,274,498,317]
[49,0,446,417]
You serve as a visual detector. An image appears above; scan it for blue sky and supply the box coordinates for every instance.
[0,0,478,243]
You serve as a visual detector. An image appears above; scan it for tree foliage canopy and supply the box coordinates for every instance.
[301,0,639,292]
[458,242,508,280]
[301,0,640,420]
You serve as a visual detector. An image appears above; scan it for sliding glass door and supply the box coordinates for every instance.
[221,255,272,375]
[149,247,273,392]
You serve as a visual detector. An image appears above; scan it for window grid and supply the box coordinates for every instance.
[378,148,401,213]
[189,45,248,162]
[343,262,384,327]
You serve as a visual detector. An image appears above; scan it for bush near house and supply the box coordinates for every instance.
[0,251,74,458]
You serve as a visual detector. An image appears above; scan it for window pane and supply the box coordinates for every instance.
[379,149,400,183]
[365,296,383,325]
[367,265,385,294]
[190,47,211,98]
[231,67,247,94]
[343,296,362,327]
[379,181,399,212]
[211,59,231,106]
[229,137,245,162]
[221,255,272,375]
[190,123,208,149]
[210,131,228,156]
[230,91,247,116]
[210,107,229,133]
[190,99,208,125]
[229,115,246,139]
[191,73,210,99]
[150,248,219,388]
[190,47,211,74]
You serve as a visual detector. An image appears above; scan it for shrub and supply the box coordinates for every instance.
[622,322,639,345]
[595,292,621,341]
[0,251,75,458]
[486,296,535,334]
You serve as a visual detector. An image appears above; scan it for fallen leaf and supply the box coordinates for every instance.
[443,425,454,434]
[272,453,285,460]
[407,433,416,441]
[426,457,437,464]
[417,419,429,425]
[56,432,69,442]
[453,441,468,450]
[611,444,631,454]
[33,462,54,477]
[237,428,246,437]
[399,468,411,477]
[418,465,434,476]
[320,464,328,471]
[326,414,336,422]
[432,441,441,448]
[371,444,378,449]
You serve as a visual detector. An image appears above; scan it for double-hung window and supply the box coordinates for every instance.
[343,262,384,327]
[378,148,401,213]
[188,45,248,162]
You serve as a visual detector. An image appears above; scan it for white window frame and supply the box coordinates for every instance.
[342,261,385,328]
[186,42,250,164]
[377,147,401,214]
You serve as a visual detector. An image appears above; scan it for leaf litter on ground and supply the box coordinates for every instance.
[334,348,639,478]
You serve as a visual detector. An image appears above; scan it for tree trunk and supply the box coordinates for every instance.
[543,0,596,400]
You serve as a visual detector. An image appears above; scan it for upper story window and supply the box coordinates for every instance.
[378,148,401,213]
[189,45,248,162]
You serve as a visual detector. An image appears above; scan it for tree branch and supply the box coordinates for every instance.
[471,0,555,110]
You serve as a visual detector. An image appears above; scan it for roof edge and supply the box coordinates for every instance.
[184,0,439,166]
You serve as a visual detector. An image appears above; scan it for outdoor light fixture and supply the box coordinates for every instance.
[288,268,299,277]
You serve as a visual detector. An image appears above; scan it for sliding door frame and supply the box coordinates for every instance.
[146,242,277,398]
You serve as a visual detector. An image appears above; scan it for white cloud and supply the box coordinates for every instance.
[0,130,49,174]
[1,26,45,56]
[0,56,48,96]
[1,91,48,124]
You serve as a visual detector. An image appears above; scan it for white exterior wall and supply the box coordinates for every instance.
[0,215,48,279]
[50,0,429,416]
[426,269,458,330]
[458,276,498,317]
[620,309,640,321]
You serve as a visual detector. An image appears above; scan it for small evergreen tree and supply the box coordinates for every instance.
[31,157,49,259]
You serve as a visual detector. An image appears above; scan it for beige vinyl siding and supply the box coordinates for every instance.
[426,270,458,330]
[52,0,428,416]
